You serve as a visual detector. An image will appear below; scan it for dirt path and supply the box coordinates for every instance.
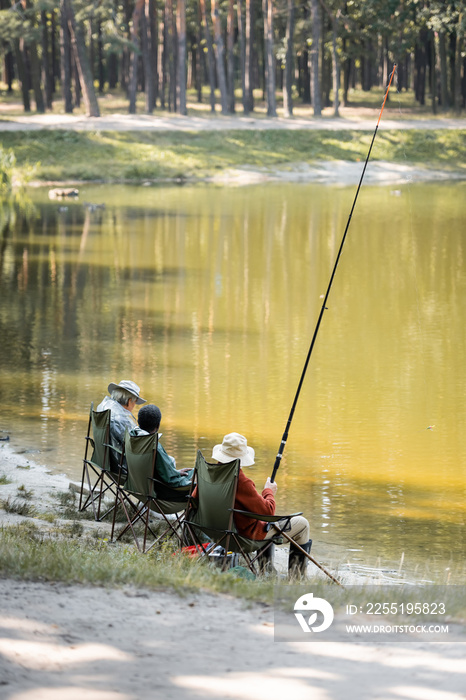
[1,578,466,700]
[0,111,464,132]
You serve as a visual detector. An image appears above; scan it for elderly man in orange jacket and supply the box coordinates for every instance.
[211,432,312,577]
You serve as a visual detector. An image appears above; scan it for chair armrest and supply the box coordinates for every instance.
[103,442,122,454]
[230,508,303,523]
[148,476,190,501]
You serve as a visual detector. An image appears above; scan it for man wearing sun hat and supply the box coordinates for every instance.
[211,432,312,577]
[97,380,146,471]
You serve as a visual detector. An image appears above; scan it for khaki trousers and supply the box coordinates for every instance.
[264,515,310,545]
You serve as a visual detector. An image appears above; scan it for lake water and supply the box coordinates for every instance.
[1,181,465,580]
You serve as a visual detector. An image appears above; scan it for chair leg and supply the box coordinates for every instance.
[79,463,100,520]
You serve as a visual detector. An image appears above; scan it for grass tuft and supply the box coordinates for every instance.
[16,484,33,500]
[1,497,37,517]
[0,474,12,485]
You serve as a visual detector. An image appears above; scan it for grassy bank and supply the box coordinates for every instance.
[2,523,465,625]
[0,521,278,602]
[1,128,465,183]
[1,476,465,622]
[0,485,279,602]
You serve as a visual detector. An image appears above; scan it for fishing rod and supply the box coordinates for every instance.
[271,64,397,483]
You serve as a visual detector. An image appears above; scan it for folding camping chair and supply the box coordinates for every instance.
[182,450,304,575]
[111,430,190,553]
[79,403,122,521]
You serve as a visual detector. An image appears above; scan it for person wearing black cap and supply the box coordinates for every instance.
[131,403,193,488]
[97,379,146,470]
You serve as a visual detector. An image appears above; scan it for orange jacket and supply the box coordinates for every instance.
[233,469,276,540]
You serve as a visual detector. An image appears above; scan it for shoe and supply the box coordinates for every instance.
[256,543,276,575]
[288,539,312,579]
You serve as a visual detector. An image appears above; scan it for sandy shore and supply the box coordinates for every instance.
[1,443,466,699]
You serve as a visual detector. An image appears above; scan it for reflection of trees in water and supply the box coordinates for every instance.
[0,192,37,298]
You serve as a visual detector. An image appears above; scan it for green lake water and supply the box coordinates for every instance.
[0,181,465,580]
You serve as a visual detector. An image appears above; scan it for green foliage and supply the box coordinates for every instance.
[0,474,12,485]
[0,147,16,193]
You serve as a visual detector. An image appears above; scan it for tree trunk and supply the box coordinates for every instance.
[141,6,151,110]
[438,30,449,109]
[5,52,14,93]
[128,0,145,113]
[97,21,105,94]
[60,0,73,113]
[331,12,340,117]
[158,6,166,108]
[429,32,437,115]
[283,0,294,117]
[41,10,53,109]
[19,0,44,112]
[237,0,247,111]
[462,55,466,108]
[149,0,158,107]
[262,0,276,116]
[51,8,58,94]
[227,0,235,112]
[108,53,118,88]
[88,18,95,84]
[73,51,81,107]
[199,0,216,112]
[454,18,463,113]
[177,0,187,114]
[321,16,330,106]
[64,0,100,117]
[140,1,154,112]
[211,0,229,113]
[196,3,203,102]
[414,29,427,105]
[164,0,177,111]
[244,0,254,113]
[13,39,30,112]
[310,0,321,116]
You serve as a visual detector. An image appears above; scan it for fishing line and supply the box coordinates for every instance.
[270,65,397,482]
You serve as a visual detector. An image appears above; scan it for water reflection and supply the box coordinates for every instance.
[0,182,465,574]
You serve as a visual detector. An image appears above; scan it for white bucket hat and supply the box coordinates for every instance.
[212,432,255,467]
[107,380,146,405]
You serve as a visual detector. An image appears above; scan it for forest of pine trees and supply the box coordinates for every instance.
[0,0,465,118]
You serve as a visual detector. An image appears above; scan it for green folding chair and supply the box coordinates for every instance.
[111,430,190,553]
[79,403,122,521]
[183,450,303,575]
